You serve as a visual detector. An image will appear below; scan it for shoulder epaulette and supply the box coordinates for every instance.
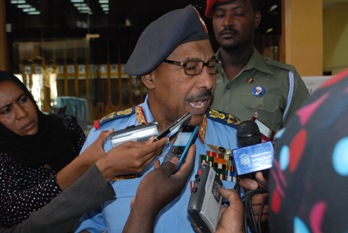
[94,107,136,129]
[198,109,241,144]
[206,108,241,128]
[263,57,296,72]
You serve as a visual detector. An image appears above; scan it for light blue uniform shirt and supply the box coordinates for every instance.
[75,96,240,233]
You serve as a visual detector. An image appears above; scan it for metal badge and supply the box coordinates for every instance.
[252,86,266,97]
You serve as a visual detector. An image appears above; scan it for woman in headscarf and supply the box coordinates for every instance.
[0,70,103,227]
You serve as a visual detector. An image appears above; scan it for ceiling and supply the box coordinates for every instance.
[6,0,343,68]
[5,0,284,43]
[5,0,282,59]
[7,0,344,37]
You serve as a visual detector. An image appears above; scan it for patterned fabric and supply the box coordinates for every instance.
[269,68,348,233]
[0,116,85,227]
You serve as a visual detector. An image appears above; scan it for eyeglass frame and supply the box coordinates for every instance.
[163,57,222,76]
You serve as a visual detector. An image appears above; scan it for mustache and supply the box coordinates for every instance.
[188,90,213,102]
[220,26,239,36]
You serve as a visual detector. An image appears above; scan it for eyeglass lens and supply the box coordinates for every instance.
[185,60,221,75]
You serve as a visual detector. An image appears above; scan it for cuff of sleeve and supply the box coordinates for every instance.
[85,164,116,199]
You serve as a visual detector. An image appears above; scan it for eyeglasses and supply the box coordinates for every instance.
[163,58,222,76]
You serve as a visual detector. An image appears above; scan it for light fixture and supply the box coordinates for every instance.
[10,0,26,4]
[268,5,278,12]
[17,4,31,8]
[266,28,274,33]
[28,11,40,15]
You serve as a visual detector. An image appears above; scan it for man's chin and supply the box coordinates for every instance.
[188,114,205,126]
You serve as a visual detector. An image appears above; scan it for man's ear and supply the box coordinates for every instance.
[254,11,262,29]
[141,74,155,89]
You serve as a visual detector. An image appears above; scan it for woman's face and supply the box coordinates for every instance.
[0,81,39,136]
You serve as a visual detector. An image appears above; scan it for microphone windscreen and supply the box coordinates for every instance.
[237,120,261,147]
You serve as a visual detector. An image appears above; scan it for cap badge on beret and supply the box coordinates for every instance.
[193,7,208,33]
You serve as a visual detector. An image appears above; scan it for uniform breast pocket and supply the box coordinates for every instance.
[241,92,280,114]
[241,92,283,129]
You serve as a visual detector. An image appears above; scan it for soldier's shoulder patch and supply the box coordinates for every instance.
[206,108,241,128]
[94,107,136,129]
[263,57,296,72]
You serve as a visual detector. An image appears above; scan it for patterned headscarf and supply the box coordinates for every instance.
[269,68,348,232]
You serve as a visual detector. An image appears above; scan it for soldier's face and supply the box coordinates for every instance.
[212,0,261,50]
[146,39,215,128]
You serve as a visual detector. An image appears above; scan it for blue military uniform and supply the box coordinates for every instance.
[76,4,241,232]
[75,96,240,232]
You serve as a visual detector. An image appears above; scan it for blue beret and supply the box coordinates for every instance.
[124,5,209,76]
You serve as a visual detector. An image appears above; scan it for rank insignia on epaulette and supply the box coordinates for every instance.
[94,107,136,129]
[207,109,241,128]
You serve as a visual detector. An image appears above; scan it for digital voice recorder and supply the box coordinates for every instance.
[188,164,223,233]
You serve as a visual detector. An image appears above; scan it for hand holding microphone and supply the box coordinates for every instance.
[233,120,272,232]
[233,120,274,178]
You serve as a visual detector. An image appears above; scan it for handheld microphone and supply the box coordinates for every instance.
[237,120,262,147]
[233,121,274,176]
[234,121,272,233]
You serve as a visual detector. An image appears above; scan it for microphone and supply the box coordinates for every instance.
[234,121,272,233]
[233,121,274,176]
[237,120,261,147]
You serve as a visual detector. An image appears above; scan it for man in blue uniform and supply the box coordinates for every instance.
[75,5,241,232]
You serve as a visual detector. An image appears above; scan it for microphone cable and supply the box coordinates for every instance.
[233,120,270,233]
[241,175,269,233]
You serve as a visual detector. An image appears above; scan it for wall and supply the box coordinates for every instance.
[323,3,348,75]
[284,0,323,76]
[0,0,8,71]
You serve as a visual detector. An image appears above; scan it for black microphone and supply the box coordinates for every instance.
[233,120,273,176]
[237,120,261,147]
[234,121,272,233]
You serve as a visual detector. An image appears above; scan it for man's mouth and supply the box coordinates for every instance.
[220,29,238,38]
[189,98,211,109]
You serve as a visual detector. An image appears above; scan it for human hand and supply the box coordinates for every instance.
[56,129,114,190]
[133,144,195,212]
[80,129,114,165]
[122,144,195,233]
[215,189,244,233]
[238,171,269,223]
[96,136,168,181]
